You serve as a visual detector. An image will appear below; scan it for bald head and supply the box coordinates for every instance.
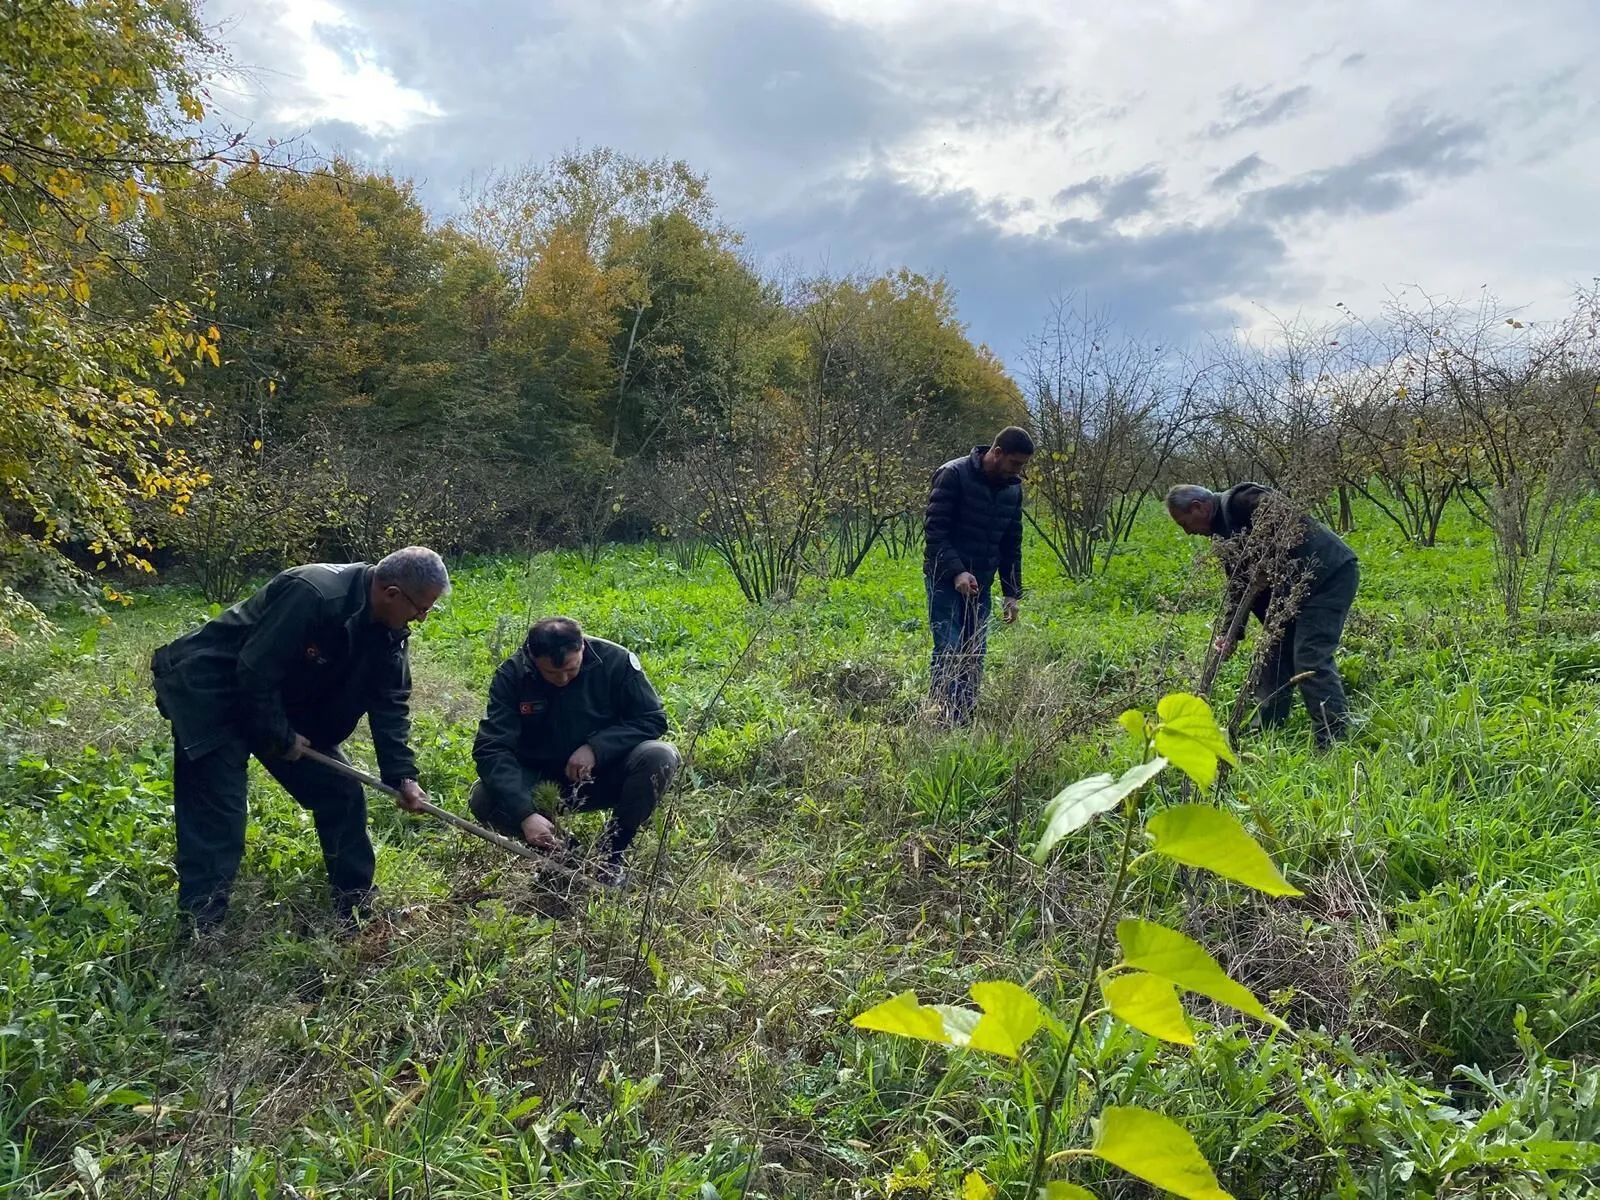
[1166,484,1218,536]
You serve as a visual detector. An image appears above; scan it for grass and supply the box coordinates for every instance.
[2,500,1599,1197]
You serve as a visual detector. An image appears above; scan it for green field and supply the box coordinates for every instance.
[4,504,1600,1198]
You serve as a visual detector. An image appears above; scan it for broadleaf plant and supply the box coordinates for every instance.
[850,693,1296,1197]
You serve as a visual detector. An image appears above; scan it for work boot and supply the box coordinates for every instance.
[177,894,227,946]
[590,850,627,891]
[333,887,393,934]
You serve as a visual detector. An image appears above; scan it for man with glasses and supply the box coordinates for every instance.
[151,546,449,937]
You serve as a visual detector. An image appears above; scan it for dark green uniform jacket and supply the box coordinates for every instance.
[151,563,417,784]
[1212,482,1358,616]
[472,637,668,822]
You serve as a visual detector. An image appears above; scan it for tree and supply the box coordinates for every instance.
[0,0,219,633]
[1025,298,1191,577]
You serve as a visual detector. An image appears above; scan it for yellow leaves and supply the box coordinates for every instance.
[1151,694,1236,791]
[1089,1107,1235,1200]
[251,439,263,451]
[0,163,15,184]
[852,981,1046,1060]
[1146,805,1301,897]
[177,93,206,121]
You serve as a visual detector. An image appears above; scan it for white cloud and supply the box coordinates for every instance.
[208,0,441,139]
[190,0,1600,359]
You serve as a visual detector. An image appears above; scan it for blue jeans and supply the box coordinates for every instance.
[927,576,991,726]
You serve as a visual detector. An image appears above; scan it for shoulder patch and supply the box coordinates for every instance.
[628,651,642,671]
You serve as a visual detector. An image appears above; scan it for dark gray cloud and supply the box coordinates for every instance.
[1204,84,1312,138]
[1244,110,1486,219]
[198,0,1600,372]
[1209,153,1266,192]
[1055,167,1165,220]
[235,0,1056,215]
[749,169,1291,365]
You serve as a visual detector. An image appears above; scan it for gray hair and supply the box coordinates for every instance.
[374,546,451,596]
[1165,484,1216,512]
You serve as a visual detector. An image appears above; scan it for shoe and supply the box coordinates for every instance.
[333,888,394,934]
[177,896,227,945]
[590,853,627,890]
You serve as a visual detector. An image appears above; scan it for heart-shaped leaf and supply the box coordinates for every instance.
[1101,971,1194,1046]
[1152,694,1236,790]
[1033,759,1167,863]
[1147,804,1302,896]
[1091,1106,1234,1200]
[1116,919,1277,1025]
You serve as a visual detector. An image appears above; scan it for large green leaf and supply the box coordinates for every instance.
[1147,805,1302,897]
[1152,694,1236,791]
[1116,919,1275,1024]
[968,980,1044,1058]
[1038,1183,1096,1199]
[852,991,962,1048]
[1101,971,1194,1046]
[852,986,1040,1060]
[1090,1107,1234,1200]
[1033,759,1167,864]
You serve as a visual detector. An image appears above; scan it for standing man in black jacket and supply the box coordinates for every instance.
[470,617,679,887]
[1167,482,1359,747]
[150,547,448,935]
[922,426,1034,726]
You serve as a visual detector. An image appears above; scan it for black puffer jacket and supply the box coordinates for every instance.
[923,446,1024,598]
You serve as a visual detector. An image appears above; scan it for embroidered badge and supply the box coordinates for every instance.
[519,701,535,715]
[305,643,323,662]
[628,651,642,671]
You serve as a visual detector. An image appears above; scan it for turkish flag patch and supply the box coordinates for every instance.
[519,701,536,715]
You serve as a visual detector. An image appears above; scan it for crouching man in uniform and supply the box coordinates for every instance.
[151,547,447,936]
[470,617,680,887]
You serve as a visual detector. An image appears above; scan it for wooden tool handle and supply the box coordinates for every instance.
[298,746,550,867]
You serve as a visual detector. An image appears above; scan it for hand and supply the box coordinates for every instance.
[395,779,428,813]
[521,812,561,851]
[1002,597,1020,624]
[1212,636,1237,661]
[954,572,980,598]
[282,733,311,762]
[565,744,596,784]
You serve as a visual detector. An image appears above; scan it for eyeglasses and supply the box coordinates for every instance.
[392,585,436,620]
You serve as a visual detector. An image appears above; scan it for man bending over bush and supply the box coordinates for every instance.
[151,547,446,937]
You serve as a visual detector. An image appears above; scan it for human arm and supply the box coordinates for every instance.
[923,466,968,583]
[234,575,320,757]
[367,643,420,788]
[998,489,1023,602]
[472,664,536,824]
[585,654,669,767]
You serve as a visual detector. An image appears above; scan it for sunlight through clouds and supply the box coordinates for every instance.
[215,0,441,139]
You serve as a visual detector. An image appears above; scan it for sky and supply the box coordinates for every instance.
[197,0,1600,372]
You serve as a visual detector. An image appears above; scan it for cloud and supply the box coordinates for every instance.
[1209,153,1267,192]
[749,168,1291,363]
[1245,111,1487,220]
[194,0,1600,366]
[1204,84,1313,138]
[1055,167,1166,220]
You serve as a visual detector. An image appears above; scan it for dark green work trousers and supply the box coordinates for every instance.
[1255,560,1359,747]
[172,736,375,927]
